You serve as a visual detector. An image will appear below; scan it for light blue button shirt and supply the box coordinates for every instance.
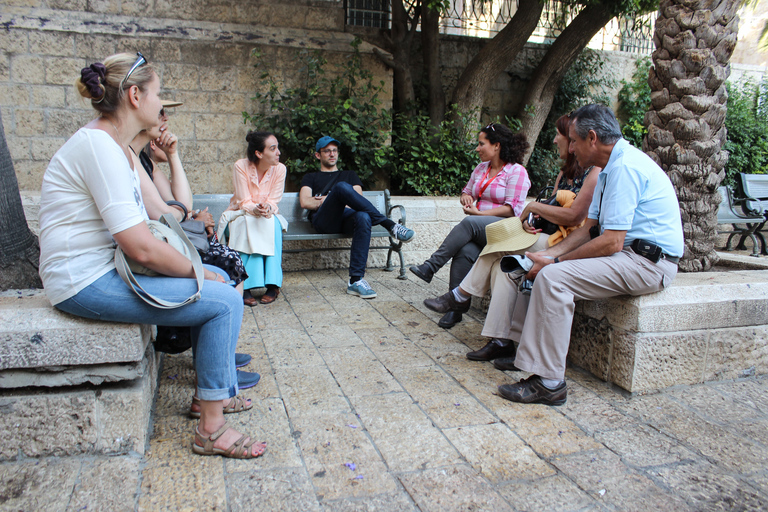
[588,139,684,258]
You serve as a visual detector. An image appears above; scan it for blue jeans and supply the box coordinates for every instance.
[310,182,389,278]
[55,265,243,401]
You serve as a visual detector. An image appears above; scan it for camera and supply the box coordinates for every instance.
[500,255,533,275]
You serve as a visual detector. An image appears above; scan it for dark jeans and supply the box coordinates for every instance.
[310,182,389,278]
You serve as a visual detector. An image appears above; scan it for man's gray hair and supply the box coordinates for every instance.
[570,104,622,145]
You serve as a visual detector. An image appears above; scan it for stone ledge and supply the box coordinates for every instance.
[0,344,161,461]
[0,289,151,376]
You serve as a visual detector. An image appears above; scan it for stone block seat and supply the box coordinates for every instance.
[567,263,768,393]
[0,289,159,461]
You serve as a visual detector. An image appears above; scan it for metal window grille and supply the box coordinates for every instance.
[346,0,391,28]
[345,0,654,54]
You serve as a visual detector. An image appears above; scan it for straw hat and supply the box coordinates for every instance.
[479,217,541,257]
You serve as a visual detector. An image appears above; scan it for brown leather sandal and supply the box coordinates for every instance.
[192,422,265,459]
[260,287,280,304]
[189,395,253,419]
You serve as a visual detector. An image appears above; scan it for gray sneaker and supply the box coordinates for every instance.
[390,223,415,243]
[347,278,377,299]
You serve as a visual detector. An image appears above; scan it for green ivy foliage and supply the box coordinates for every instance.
[526,49,615,193]
[723,78,768,186]
[243,39,391,188]
[388,106,481,196]
[617,56,652,148]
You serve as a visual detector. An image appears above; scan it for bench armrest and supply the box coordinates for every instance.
[388,204,407,226]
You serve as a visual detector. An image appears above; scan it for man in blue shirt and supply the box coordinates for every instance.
[497,104,684,406]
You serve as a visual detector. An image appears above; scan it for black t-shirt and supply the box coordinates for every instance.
[300,170,363,197]
[300,170,363,220]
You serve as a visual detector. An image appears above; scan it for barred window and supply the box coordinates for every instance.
[346,0,391,28]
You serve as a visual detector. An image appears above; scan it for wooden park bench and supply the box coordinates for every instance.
[193,190,410,278]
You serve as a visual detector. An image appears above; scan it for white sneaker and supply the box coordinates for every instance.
[347,279,377,299]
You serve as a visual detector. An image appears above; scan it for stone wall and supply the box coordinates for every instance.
[0,1,391,193]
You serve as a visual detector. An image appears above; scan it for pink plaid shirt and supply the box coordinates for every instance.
[462,161,530,216]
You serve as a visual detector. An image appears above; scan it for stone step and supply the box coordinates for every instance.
[0,289,161,461]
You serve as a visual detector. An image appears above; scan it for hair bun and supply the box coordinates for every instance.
[80,63,107,100]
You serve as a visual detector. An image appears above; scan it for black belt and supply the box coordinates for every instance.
[660,254,679,264]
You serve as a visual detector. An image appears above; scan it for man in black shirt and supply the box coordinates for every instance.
[300,136,415,298]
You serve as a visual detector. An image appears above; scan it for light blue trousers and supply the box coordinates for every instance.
[240,215,283,289]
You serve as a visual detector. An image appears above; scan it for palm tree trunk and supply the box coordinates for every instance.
[644,0,740,271]
[0,111,43,290]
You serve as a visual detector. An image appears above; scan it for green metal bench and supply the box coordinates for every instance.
[193,190,409,278]
[716,185,765,256]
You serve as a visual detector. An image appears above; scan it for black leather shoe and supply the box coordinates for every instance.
[493,357,520,371]
[424,291,471,314]
[409,263,434,284]
[498,375,567,406]
[466,340,516,361]
[438,311,462,328]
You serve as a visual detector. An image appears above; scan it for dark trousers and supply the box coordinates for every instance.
[310,182,389,278]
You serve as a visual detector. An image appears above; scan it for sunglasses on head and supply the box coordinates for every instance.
[120,52,146,91]
[485,123,495,131]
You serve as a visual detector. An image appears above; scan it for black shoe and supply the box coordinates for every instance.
[466,340,516,361]
[498,375,567,406]
[438,311,463,328]
[493,357,520,371]
[424,291,470,314]
[409,263,434,284]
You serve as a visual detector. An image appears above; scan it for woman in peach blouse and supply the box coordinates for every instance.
[226,131,286,305]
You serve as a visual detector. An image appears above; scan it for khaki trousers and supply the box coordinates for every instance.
[460,233,550,340]
[514,248,678,380]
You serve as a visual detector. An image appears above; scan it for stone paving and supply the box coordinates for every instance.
[2,268,768,511]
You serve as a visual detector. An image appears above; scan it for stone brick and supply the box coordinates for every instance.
[0,54,9,81]
[704,326,768,381]
[0,28,28,54]
[121,0,155,17]
[12,109,44,136]
[195,113,237,141]
[0,391,98,460]
[30,137,66,161]
[0,84,30,106]
[159,62,200,91]
[5,135,30,161]
[68,458,141,512]
[11,55,45,84]
[28,31,74,57]
[0,291,150,370]
[12,160,46,191]
[0,458,81,510]
[45,56,84,85]
[569,314,612,381]
[88,0,122,14]
[30,85,67,107]
[74,34,117,61]
[47,108,92,136]
[48,0,86,9]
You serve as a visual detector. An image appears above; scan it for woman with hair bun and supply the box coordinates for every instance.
[410,123,531,328]
[221,131,286,306]
[39,53,266,459]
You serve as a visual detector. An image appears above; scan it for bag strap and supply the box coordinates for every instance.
[165,200,189,221]
[114,214,205,309]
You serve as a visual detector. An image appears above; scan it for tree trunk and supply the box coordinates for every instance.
[450,0,544,119]
[374,0,419,112]
[644,0,739,272]
[516,3,615,165]
[421,5,445,127]
[0,111,43,290]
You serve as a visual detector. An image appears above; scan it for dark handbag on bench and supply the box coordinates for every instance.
[166,200,210,252]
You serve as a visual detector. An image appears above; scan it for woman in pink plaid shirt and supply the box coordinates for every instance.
[410,123,530,328]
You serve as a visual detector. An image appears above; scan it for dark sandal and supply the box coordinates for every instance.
[189,395,253,419]
[260,287,280,304]
[192,422,265,459]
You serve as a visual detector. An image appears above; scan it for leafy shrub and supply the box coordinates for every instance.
[527,49,615,193]
[243,39,391,188]
[723,78,768,186]
[617,56,652,148]
[388,106,483,196]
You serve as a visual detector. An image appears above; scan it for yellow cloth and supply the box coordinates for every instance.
[547,190,583,247]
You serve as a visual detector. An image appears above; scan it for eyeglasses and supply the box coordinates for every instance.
[321,148,338,155]
[120,52,146,91]
[485,123,495,131]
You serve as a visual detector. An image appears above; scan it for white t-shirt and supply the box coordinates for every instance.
[39,128,148,305]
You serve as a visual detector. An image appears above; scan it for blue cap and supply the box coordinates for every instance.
[315,136,340,152]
